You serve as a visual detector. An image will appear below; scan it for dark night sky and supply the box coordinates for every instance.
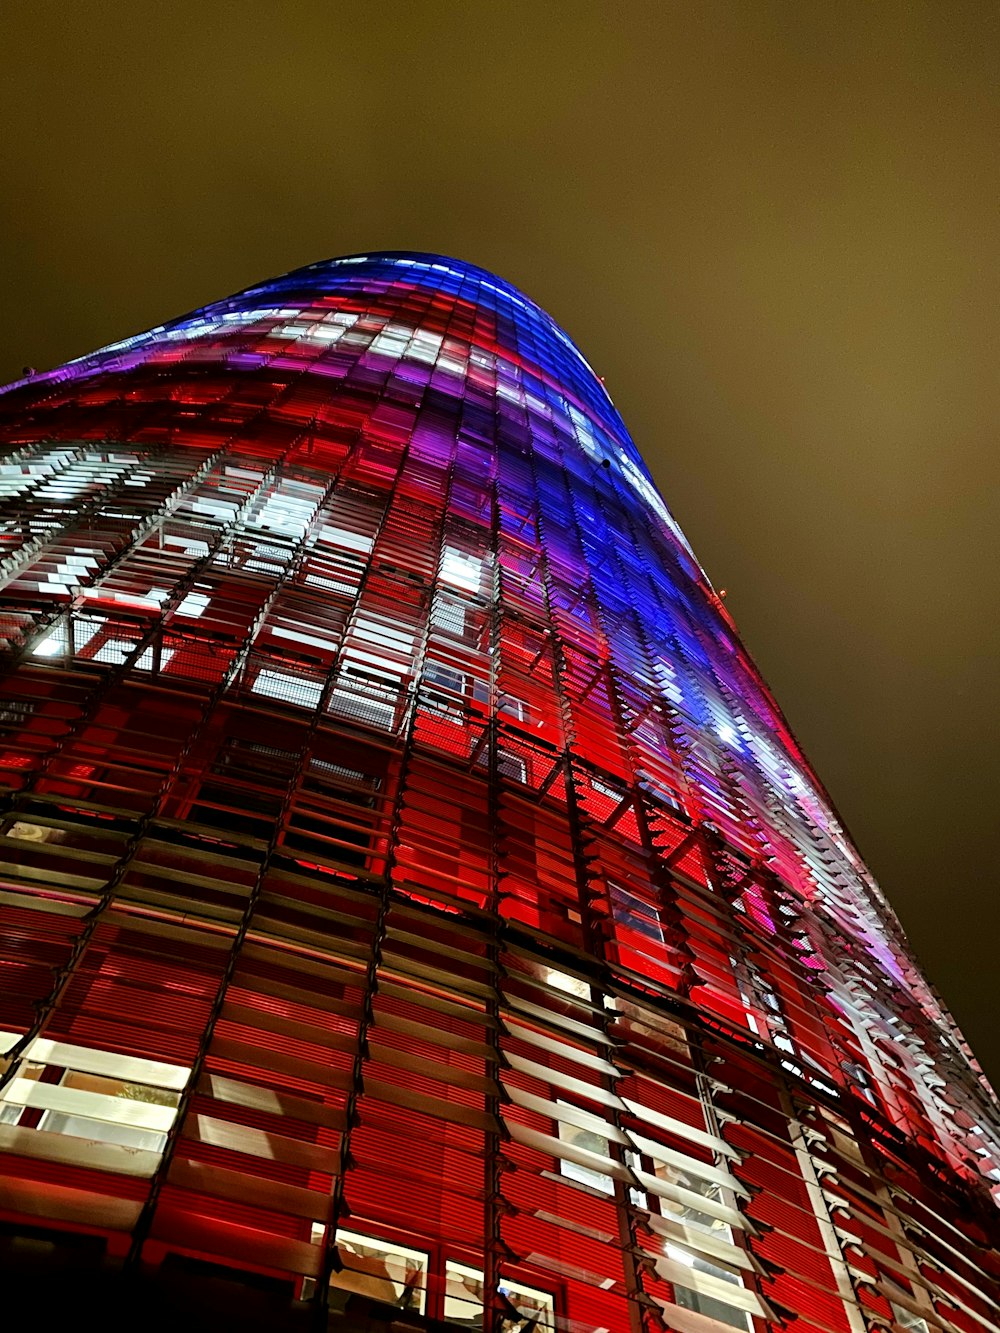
[2,4,998,1080]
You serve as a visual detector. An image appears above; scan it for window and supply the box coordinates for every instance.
[252,668,324,710]
[557,1107,615,1195]
[890,1301,930,1333]
[653,1160,754,1331]
[424,660,467,716]
[37,1069,177,1152]
[329,1229,427,1315]
[441,547,484,594]
[423,665,524,728]
[657,1161,731,1235]
[496,748,528,783]
[671,1245,754,1331]
[431,594,467,638]
[497,692,525,723]
[444,1260,554,1331]
[0,1041,187,1158]
[328,672,399,731]
[610,882,664,944]
[543,968,590,1000]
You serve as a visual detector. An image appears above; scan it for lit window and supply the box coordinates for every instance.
[32,618,102,659]
[37,1070,178,1152]
[321,524,373,554]
[557,1103,615,1195]
[425,661,464,694]
[667,1240,754,1331]
[328,679,398,731]
[647,1152,756,1331]
[430,594,467,638]
[5,821,55,843]
[610,882,664,944]
[890,1301,930,1333]
[252,669,324,710]
[329,1229,427,1315]
[441,547,484,593]
[175,590,210,618]
[497,750,527,783]
[32,631,64,658]
[498,694,526,723]
[444,1260,554,1331]
[544,968,590,1000]
[0,1042,187,1159]
[423,661,466,717]
[135,645,175,672]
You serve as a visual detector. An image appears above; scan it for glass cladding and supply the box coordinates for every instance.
[0,252,997,1333]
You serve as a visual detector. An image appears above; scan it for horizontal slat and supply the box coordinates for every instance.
[366,1041,497,1095]
[632,1168,748,1231]
[27,1037,190,1089]
[180,1114,340,1171]
[197,1073,347,1130]
[503,1085,630,1145]
[654,1254,767,1316]
[0,1174,142,1230]
[168,1155,332,1221]
[621,1095,737,1158]
[148,1202,322,1277]
[503,1052,625,1111]
[642,1208,754,1272]
[0,1122,162,1177]
[219,1002,357,1052]
[207,1036,354,1089]
[4,1079,176,1132]
[625,1129,747,1195]
[504,1018,618,1077]
[506,1120,631,1184]
[362,1077,499,1132]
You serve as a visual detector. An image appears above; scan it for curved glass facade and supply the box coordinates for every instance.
[0,253,997,1332]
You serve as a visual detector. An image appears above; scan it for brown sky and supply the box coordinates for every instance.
[2,3,998,1080]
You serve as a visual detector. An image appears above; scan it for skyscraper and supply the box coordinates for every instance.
[0,252,997,1333]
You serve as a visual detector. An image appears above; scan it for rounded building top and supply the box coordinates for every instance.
[218,250,630,446]
[1,250,626,453]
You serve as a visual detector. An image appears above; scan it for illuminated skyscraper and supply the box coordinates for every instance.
[0,254,997,1332]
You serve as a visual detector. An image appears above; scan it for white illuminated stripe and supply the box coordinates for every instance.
[271,626,338,654]
[342,648,406,680]
[408,330,444,365]
[369,323,413,358]
[353,615,415,653]
[32,619,102,659]
[26,1039,190,1090]
[544,968,591,1000]
[441,547,483,592]
[658,1258,763,1318]
[32,633,63,657]
[62,308,294,362]
[175,590,210,617]
[4,1080,176,1132]
[321,524,373,553]
[190,497,238,521]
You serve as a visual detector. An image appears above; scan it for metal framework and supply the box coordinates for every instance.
[0,253,997,1333]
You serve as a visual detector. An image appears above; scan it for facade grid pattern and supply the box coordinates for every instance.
[0,253,997,1333]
